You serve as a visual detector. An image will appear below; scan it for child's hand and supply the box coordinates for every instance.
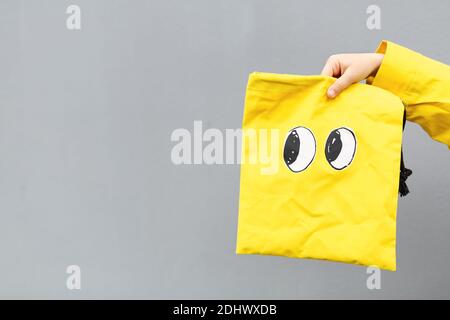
[321,53,384,98]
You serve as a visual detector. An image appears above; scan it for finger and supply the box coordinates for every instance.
[327,70,356,99]
[321,61,335,77]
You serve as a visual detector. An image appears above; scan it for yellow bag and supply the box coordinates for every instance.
[236,72,406,271]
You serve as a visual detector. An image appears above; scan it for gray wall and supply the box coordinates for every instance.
[0,0,449,299]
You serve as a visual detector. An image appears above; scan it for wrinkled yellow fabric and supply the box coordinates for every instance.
[236,72,404,271]
[369,40,450,148]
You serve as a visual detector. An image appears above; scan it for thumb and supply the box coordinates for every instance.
[327,71,355,99]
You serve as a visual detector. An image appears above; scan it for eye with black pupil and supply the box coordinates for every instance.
[325,127,356,170]
[325,130,343,162]
[283,131,300,165]
[283,126,316,172]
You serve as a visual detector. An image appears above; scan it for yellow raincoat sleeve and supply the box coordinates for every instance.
[368,40,450,149]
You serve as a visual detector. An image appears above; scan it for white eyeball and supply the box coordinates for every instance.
[283,126,316,172]
[325,127,356,170]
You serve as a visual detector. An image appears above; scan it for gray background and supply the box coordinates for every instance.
[0,0,449,299]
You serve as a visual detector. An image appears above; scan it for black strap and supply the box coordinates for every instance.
[399,108,412,197]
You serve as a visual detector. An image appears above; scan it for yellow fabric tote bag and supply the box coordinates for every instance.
[236,72,406,271]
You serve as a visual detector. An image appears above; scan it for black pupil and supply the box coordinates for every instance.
[325,129,342,162]
[284,130,300,165]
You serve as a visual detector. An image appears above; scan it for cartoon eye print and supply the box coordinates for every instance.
[283,126,316,172]
[325,127,357,170]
